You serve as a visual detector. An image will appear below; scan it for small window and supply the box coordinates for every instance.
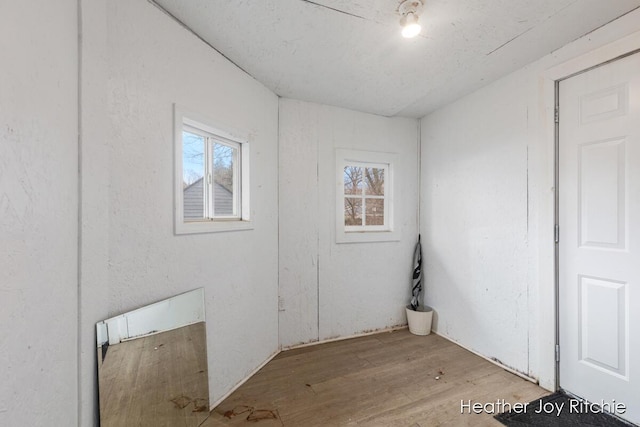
[182,127,240,220]
[336,149,397,243]
[343,163,387,231]
[175,106,251,234]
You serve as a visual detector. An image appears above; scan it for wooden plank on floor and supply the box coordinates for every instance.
[203,329,549,427]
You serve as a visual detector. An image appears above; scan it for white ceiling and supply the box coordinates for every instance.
[152,0,640,118]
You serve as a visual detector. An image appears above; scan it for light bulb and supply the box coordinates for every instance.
[401,12,421,38]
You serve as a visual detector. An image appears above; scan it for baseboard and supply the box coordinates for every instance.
[434,331,539,384]
[282,324,409,351]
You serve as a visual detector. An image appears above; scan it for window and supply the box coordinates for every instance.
[175,106,251,234]
[336,149,397,243]
[182,127,239,220]
[343,163,387,231]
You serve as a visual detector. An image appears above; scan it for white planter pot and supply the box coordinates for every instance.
[406,305,433,336]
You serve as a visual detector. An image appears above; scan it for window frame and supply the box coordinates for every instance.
[174,105,252,235]
[335,149,398,244]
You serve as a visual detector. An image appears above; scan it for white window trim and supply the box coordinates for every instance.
[174,104,252,235]
[335,149,399,244]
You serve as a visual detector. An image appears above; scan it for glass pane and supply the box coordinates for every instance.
[213,142,236,216]
[365,199,384,226]
[364,167,384,195]
[344,166,363,195]
[182,131,205,220]
[344,198,362,226]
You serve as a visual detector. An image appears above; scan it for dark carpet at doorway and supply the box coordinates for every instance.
[495,391,637,427]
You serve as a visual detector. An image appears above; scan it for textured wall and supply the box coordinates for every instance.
[279,99,419,348]
[105,0,279,406]
[78,0,110,425]
[421,74,531,375]
[0,1,79,425]
[420,8,640,389]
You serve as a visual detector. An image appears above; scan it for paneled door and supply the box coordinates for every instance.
[558,52,640,424]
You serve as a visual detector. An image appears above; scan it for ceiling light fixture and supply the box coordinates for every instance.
[398,0,424,38]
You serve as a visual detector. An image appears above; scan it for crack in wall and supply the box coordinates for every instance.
[297,0,403,29]
[486,0,580,56]
[486,26,534,56]
[298,0,368,21]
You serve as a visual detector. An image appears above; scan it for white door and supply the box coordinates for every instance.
[559,52,640,424]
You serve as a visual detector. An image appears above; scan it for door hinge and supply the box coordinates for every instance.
[554,107,559,123]
[555,344,560,362]
[554,224,559,243]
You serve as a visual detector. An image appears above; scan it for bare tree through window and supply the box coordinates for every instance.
[182,128,240,220]
[343,164,385,228]
[183,131,204,188]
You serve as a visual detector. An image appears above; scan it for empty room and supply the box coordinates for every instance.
[2,0,640,426]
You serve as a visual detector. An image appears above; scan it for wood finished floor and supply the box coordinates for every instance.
[98,322,210,427]
[202,329,548,427]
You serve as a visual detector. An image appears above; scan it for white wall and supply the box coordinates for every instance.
[79,0,110,425]
[279,99,419,347]
[420,9,640,389]
[421,73,531,374]
[0,1,79,425]
[104,0,279,407]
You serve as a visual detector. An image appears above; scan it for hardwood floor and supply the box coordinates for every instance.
[203,329,549,426]
[97,322,209,427]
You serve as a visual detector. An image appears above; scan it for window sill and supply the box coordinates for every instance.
[336,229,399,244]
[175,220,253,235]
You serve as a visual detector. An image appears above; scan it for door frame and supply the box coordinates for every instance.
[540,31,640,392]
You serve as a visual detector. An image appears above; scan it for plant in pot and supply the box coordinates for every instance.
[406,235,433,335]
